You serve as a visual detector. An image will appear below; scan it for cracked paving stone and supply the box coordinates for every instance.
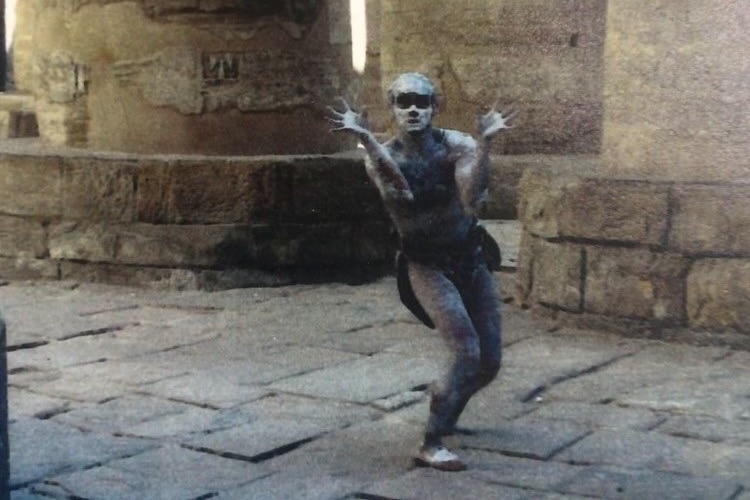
[371,390,427,412]
[37,444,269,500]
[8,387,72,419]
[459,418,590,461]
[183,416,344,463]
[658,414,750,446]
[10,417,154,488]
[317,320,428,355]
[141,371,269,409]
[555,429,750,480]
[7,323,214,369]
[216,470,362,500]
[361,467,530,500]
[52,395,196,434]
[558,466,743,500]
[268,352,439,403]
[26,359,190,402]
[461,449,584,492]
[617,374,750,420]
[519,401,664,431]
[545,342,732,403]
[263,416,422,482]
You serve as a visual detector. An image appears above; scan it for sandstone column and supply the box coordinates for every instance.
[13,1,359,154]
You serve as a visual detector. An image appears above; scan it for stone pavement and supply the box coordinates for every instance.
[1,269,749,499]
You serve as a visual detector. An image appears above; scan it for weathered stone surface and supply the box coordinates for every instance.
[659,414,750,447]
[381,0,606,155]
[559,466,742,500]
[141,372,268,409]
[519,172,669,244]
[0,216,46,260]
[362,468,528,500]
[521,401,663,431]
[585,247,687,322]
[464,450,583,493]
[16,0,358,154]
[618,375,750,421]
[460,418,590,461]
[556,429,750,480]
[52,395,194,433]
[269,352,438,404]
[671,184,750,256]
[10,417,152,488]
[42,444,269,500]
[687,258,750,334]
[602,1,750,182]
[0,155,61,217]
[529,238,583,312]
[61,158,137,221]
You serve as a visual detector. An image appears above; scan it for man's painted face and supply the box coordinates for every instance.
[390,74,435,133]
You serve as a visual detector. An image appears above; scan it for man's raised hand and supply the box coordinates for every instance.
[327,98,370,137]
[477,103,517,140]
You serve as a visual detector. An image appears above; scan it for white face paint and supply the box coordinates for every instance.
[389,73,435,133]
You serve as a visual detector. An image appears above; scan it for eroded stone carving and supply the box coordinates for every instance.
[114,47,337,114]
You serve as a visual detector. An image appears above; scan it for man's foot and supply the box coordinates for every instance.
[414,446,467,472]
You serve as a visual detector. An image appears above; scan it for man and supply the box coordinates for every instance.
[328,73,515,471]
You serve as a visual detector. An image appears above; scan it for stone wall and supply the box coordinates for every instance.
[12,0,358,155]
[517,169,750,349]
[0,140,392,289]
[377,0,606,154]
[601,0,750,181]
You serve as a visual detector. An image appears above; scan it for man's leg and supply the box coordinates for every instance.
[444,265,503,433]
[408,261,482,470]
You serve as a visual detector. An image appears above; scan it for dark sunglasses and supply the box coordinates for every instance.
[394,93,433,109]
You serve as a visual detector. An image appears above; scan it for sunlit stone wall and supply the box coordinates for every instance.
[13,0,359,154]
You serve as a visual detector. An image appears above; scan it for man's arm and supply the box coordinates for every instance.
[452,104,516,213]
[328,99,413,202]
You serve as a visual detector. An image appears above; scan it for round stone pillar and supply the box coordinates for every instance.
[13,1,358,155]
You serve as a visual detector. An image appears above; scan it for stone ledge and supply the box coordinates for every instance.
[0,139,538,288]
[517,169,750,345]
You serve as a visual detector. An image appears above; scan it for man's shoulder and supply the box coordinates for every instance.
[439,128,477,151]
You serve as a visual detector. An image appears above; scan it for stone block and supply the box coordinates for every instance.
[520,172,669,244]
[61,158,137,222]
[529,239,583,312]
[585,247,687,323]
[0,216,47,259]
[671,184,750,256]
[687,259,750,334]
[0,155,62,217]
[290,155,385,222]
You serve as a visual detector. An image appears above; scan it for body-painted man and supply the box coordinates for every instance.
[329,73,515,471]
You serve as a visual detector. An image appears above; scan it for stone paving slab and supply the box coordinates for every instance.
[36,444,270,500]
[557,466,742,500]
[9,417,154,489]
[268,352,439,403]
[1,276,749,499]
